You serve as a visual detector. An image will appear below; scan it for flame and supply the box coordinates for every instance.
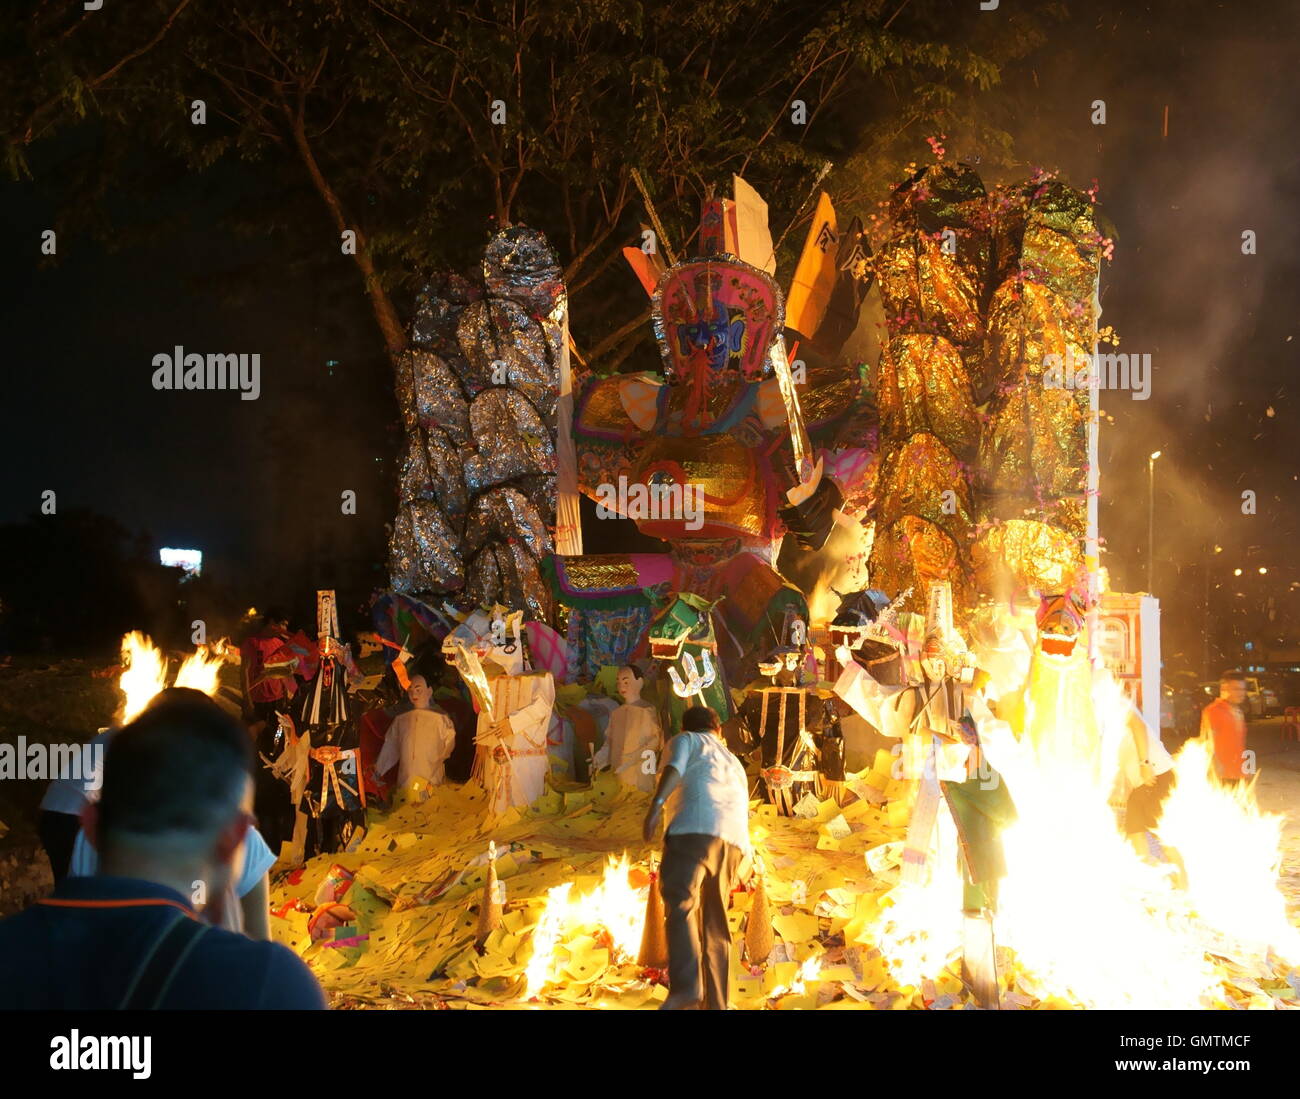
[807,575,840,630]
[175,641,228,696]
[769,952,826,1000]
[864,608,1298,1009]
[523,882,573,998]
[523,854,648,998]
[117,631,229,724]
[1157,739,1300,963]
[786,953,824,995]
[118,631,169,724]
[805,520,874,627]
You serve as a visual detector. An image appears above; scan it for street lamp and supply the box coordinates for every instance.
[1147,451,1162,592]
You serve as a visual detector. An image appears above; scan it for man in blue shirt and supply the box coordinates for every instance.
[0,689,325,1009]
[642,705,753,1010]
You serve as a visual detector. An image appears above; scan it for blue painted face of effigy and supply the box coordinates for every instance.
[674,300,745,373]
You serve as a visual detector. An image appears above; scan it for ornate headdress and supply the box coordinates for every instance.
[651,254,782,386]
[831,587,912,652]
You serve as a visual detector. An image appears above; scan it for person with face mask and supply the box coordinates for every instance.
[375,674,457,792]
[0,690,325,1009]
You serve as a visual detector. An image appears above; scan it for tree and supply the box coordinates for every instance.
[4,0,1065,373]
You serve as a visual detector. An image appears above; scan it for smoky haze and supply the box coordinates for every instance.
[957,1,1300,669]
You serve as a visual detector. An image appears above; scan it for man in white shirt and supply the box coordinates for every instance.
[38,728,113,884]
[642,706,752,1010]
[1114,694,1175,842]
[375,675,457,792]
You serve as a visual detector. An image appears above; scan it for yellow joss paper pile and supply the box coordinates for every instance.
[266,745,1299,1010]
[264,747,926,1009]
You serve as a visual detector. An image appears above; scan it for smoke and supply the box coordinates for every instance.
[935,4,1300,653]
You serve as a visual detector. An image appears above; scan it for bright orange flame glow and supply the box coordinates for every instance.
[863,610,1298,1008]
[117,632,229,724]
[174,641,228,696]
[523,854,647,998]
[118,632,169,724]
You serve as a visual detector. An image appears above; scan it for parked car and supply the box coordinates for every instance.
[1258,673,1294,711]
[1252,677,1281,716]
[1266,672,1300,709]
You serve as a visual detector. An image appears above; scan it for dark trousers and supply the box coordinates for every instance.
[1125,770,1175,834]
[659,832,742,1009]
[251,700,293,854]
[38,809,82,885]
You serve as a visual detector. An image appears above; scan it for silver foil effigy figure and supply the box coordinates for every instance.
[388,227,565,623]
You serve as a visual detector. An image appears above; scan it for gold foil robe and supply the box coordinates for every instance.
[1019,180,1102,307]
[875,163,993,352]
[972,519,1085,601]
[985,280,1093,392]
[876,334,978,461]
[875,234,986,350]
[870,516,971,615]
[866,165,1100,614]
[979,384,1087,503]
[874,433,974,550]
[887,162,989,230]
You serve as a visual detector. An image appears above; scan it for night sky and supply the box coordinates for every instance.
[2,1,1297,667]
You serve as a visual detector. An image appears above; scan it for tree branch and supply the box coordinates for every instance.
[288,88,407,361]
[15,0,194,145]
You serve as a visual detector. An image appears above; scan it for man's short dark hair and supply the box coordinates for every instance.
[262,608,289,627]
[98,688,254,859]
[1220,671,1247,686]
[681,705,720,733]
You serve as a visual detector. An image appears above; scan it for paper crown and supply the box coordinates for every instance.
[830,587,912,650]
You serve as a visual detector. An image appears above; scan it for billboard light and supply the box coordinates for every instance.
[160,547,203,576]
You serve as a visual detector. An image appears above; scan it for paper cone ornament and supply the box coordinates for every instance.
[637,871,669,969]
[475,841,503,952]
[744,873,774,966]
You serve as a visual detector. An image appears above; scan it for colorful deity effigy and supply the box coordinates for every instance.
[385,166,1105,722]
[550,202,874,689]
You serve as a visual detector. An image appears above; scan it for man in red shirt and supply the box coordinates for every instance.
[241,609,296,720]
[240,609,297,852]
[1200,672,1249,783]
